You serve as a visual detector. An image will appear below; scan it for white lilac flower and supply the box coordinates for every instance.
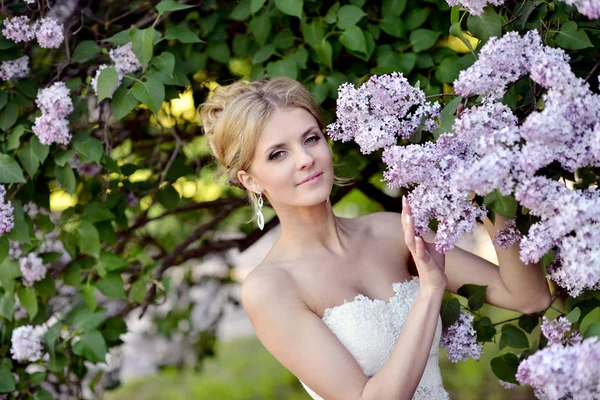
[0,185,15,236]
[19,252,47,286]
[23,0,36,3]
[445,0,505,15]
[109,42,142,74]
[2,16,35,43]
[0,56,29,82]
[35,81,73,118]
[440,311,483,363]
[10,325,44,363]
[34,17,64,49]
[561,0,600,19]
[90,64,123,99]
[327,72,440,154]
[540,316,582,346]
[32,114,71,145]
[492,218,522,250]
[516,337,600,400]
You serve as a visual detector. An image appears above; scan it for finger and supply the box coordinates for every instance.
[414,236,430,263]
[404,214,416,252]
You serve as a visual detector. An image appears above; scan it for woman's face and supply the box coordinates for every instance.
[239,107,334,208]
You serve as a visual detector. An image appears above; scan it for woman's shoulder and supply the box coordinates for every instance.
[356,211,405,238]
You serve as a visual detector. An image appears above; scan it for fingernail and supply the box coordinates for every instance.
[414,235,419,242]
[402,196,406,207]
[406,215,411,224]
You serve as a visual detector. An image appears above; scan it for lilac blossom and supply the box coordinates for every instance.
[540,316,582,346]
[0,185,15,236]
[34,17,64,49]
[11,325,44,363]
[35,81,73,118]
[109,42,142,74]
[492,218,521,250]
[516,337,600,400]
[90,64,122,99]
[499,380,518,390]
[445,0,505,15]
[32,113,71,145]
[0,56,29,82]
[2,16,36,43]
[440,311,483,363]
[561,0,600,19]
[69,155,102,177]
[23,0,36,3]
[19,253,47,286]
[327,72,440,154]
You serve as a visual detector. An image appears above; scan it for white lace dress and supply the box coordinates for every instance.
[299,276,450,399]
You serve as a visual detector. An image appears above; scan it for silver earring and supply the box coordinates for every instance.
[256,191,264,230]
[326,196,330,203]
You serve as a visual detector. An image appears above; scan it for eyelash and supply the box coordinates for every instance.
[269,135,321,161]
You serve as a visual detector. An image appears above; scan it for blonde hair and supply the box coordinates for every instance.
[199,76,353,221]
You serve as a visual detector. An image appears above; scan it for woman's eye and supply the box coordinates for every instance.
[306,135,320,144]
[269,151,284,160]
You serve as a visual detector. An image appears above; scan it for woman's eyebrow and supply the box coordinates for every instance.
[263,125,319,156]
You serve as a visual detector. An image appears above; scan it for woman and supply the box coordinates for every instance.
[199,76,551,400]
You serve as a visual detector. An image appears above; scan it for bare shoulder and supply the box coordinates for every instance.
[240,265,299,311]
[358,211,406,239]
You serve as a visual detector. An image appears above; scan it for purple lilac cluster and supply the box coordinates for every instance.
[10,325,44,363]
[32,81,73,145]
[492,218,521,250]
[0,56,29,82]
[560,0,600,18]
[1,15,63,48]
[440,310,483,363]
[68,154,102,177]
[540,316,582,346]
[445,0,505,15]
[91,43,141,99]
[327,72,440,154]
[516,335,599,399]
[19,253,47,286]
[0,185,15,236]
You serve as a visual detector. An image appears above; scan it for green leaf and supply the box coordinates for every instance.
[76,220,100,258]
[325,2,340,24]
[6,124,25,150]
[249,14,271,46]
[0,103,18,132]
[132,78,165,115]
[499,324,529,350]
[449,23,474,53]
[34,388,53,400]
[405,8,430,31]
[0,91,7,111]
[0,293,15,320]
[207,42,231,64]
[73,134,104,163]
[130,28,155,67]
[47,351,68,373]
[490,353,519,384]
[111,85,139,121]
[483,190,518,219]
[273,29,295,50]
[337,5,365,29]
[315,39,333,69]
[164,23,202,43]
[252,45,275,64]
[435,57,462,83]
[380,17,404,38]
[80,285,97,311]
[54,164,76,194]
[156,0,195,15]
[72,330,107,363]
[566,307,581,323]
[467,6,502,43]
[457,284,487,311]
[266,56,298,80]
[555,21,593,50]
[17,286,38,320]
[44,322,62,357]
[99,251,129,272]
[580,307,600,336]
[0,259,21,295]
[34,277,56,298]
[340,25,367,54]
[382,0,407,17]
[410,29,441,52]
[72,307,106,332]
[275,0,303,18]
[440,295,460,327]
[0,359,16,392]
[518,315,539,333]
[584,322,600,339]
[97,273,126,299]
[97,66,119,103]
[450,5,460,24]
[18,144,40,177]
[151,52,175,78]
[251,0,267,13]
[0,237,8,265]
[81,203,115,223]
[53,149,75,167]
[301,20,325,48]
[72,40,101,62]
[30,135,49,164]
[103,30,132,45]
[63,262,82,286]
[103,317,128,342]
[0,154,26,183]
[474,316,496,341]
[230,0,252,20]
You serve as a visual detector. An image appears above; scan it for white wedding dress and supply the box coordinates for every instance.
[299,276,450,399]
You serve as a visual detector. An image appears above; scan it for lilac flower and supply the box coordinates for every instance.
[516,337,600,400]
[0,185,15,236]
[540,316,582,346]
[23,0,36,3]
[90,64,123,99]
[32,113,71,146]
[0,56,29,82]
[35,81,73,118]
[452,147,517,196]
[10,325,44,363]
[2,16,36,43]
[528,45,579,89]
[561,0,600,19]
[69,156,103,177]
[440,311,483,363]
[492,218,521,250]
[123,189,139,207]
[19,252,47,286]
[34,17,64,49]
[445,0,505,15]
[499,380,517,390]
[109,42,142,74]
[327,72,440,154]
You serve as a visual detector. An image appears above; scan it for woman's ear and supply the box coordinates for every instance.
[237,170,261,193]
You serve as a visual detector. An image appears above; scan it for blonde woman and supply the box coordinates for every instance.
[199,76,551,400]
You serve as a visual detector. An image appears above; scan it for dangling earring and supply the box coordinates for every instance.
[256,191,265,230]
[326,196,330,204]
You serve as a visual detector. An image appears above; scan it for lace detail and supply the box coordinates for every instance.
[299,277,450,399]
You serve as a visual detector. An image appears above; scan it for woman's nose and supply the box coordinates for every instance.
[296,148,315,170]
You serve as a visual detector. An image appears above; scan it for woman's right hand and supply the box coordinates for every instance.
[402,196,447,292]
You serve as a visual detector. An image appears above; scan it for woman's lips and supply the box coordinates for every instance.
[297,172,323,186]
